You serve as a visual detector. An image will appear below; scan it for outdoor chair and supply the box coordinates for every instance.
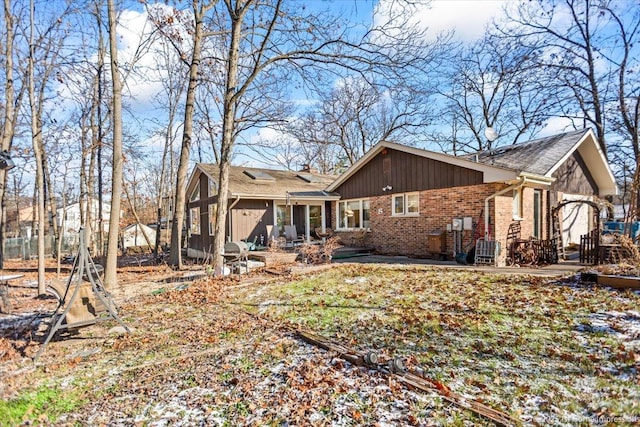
[284,225,304,247]
[314,227,334,241]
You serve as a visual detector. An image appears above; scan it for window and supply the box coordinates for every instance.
[208,178,217,197]
[209,204,217,236]
[276,204,291,235]
[513,188,523,220]
[190,181,200,202]
[337,199,370,229]
[392,193,419,216]
[533,190,542,238]
[190,207,200,235]
[309,205,322,231]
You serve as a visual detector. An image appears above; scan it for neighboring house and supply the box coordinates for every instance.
[185,164,338,259]
[122,223,157,251]
[325,128,617,266]
[57,199,112,243]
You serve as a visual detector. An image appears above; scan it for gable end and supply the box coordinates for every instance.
[334,148,484,199]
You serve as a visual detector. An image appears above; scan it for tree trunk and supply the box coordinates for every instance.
[0,0,17,270]
[169,2,206,268]
[104,0,123,289]
[29,0,47,295]
[212,8,243,273]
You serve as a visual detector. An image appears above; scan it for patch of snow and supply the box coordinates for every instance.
[344,277,367,284]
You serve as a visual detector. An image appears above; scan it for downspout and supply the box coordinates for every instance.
[227,195,241,242]
[484,177,527,239]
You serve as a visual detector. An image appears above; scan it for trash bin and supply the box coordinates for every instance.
[427,230,446,259]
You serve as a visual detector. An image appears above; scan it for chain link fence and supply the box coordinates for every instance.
[2,234,89,260]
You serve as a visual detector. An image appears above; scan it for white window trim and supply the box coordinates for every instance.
[513,188,523,221]
[208,178,217,197]
[391,192,420,217]
[190,181,200,202]
[190,207,200,235]
[336,199,370,230]
[208,204,216,236]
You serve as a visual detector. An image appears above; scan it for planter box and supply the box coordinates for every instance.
[248,251,298,267]
[597,274,640,290]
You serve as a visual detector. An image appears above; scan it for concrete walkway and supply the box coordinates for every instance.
[332,253,586,277]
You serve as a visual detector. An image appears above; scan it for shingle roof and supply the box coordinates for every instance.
[466,129,590,176]
[196,164,338,198]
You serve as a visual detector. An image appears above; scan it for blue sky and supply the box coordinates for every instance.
[110,0,509,166]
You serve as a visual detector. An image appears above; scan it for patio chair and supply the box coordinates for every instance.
[314,227,334,242]
[266,225,279,242]
[284,225,304,247]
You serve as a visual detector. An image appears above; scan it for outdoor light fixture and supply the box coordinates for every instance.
[382,185,392,192]
[0,150,14,171]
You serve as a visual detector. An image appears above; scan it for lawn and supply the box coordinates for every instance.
[1,264,638,426]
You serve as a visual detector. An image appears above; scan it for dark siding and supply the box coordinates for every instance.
[186,172,213,252]
[335,148,484,199]
[229,199,273,243]
[551,151,598,196]
[188,174,276,250]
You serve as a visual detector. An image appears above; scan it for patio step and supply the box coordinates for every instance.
[332,246,374,259]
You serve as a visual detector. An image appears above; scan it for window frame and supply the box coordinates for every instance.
[190,206,200,235]
[336,199,370,230]
[533,189,542,238]
[208,178,217,197]
[189,181,200,202]
[512,188,523,220]
[391,192,420,217]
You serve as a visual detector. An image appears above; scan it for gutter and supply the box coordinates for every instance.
[483,177,527,239]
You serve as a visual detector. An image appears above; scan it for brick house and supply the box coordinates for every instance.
[325,128,617,266]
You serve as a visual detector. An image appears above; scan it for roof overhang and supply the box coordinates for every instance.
[546,129,618,196]
[186,164,215,197]
[326,140,518,192]
[230,192,341,201]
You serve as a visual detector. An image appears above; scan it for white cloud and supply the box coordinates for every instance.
[381,0,507,43]
[540,116,579,136]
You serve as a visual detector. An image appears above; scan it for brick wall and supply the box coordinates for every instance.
[331,183,550,267]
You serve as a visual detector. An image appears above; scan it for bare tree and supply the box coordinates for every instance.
[266,77,436,170]
[149,0,215,269]
[27,0,71,294]
[203,0,451,271]
[499,0,614,153]
[437,34,549,153]
[148,36,187,256]
[499,0,640,219]
[604,4,640,219]
[0,0,26,269]
[103,0,123,289]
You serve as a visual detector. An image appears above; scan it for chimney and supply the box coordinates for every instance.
[300,164,317,173]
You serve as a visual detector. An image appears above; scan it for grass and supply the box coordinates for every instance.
[2,264,639,425]
[233,265,640,424]
[0,384,84,426]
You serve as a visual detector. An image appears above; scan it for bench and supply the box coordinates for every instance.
[0,274,25,314]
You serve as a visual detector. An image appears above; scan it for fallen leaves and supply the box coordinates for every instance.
[2,263,640,425]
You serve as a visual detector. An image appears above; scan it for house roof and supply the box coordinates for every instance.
[327,128,617,196]
[190,163,340,200]
[326,140,522,192]
[466,128,617,195]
